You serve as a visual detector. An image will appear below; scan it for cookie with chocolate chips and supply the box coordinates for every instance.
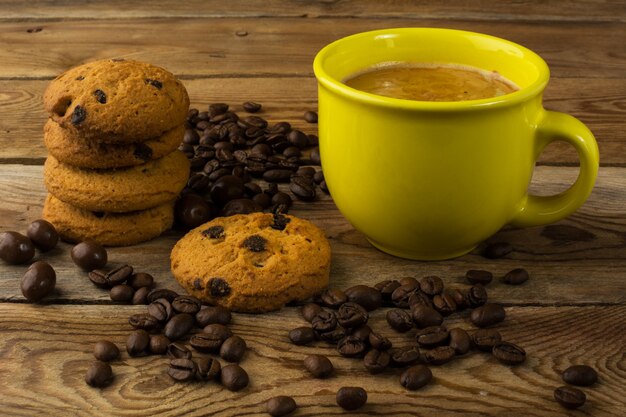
[170,213,330,312]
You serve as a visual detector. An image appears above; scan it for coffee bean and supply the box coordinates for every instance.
[337,335,367,358]
[196,357,221,381]
[375,280,402,304]
[318,327,345,344]
[287,130,308,148]
[167,342,192,359]
[301,303,322,322]
[400,365,432,390]
[313,170,324,184]
[271,192,292,208]
[408,291,433,309]
[416,326,450,348]
[148,298,174,322]
[317,288,347,308]
[308,134,319,146]
[290,175,316,201]
[449,289,467,310]
[203,323,233,341]
[344,285,382,311]
[337,302,368,329]
[164,313,194,340]
[448,328,471,355]
[350,324,372,342]
[210,175,245,206]
[311,310,337,333]
[310,147,321,164]
[174,194,213,230]
[129,313,160,331]
[132,287,150,305]
[432,293,457,316]
[266,395,297,417]
[146,288,179,304]
[423,346,456,365]
[562,365,598,386]
[283,146,301,158]
[243,101,262,113]
[336,387,367,411]
[222,198,263,216]
[93,340,119,362]
[297,166,316,178]
[368,332,392,351]
[471,328,502,351]
[0,231,34,265]
[126,272,154,290]
[252,193,272,209]
[242,115,267,129]
[172,295,201,314]
[386,309,413,332]
[26,220,58,252]
[465,284,488,307]
[71,240,107,271]
[554,386,586,409]
[492,341,526,365]
[465,270,493,285]
[470,303,506,327]
[220,364,249,391]
[126,330,150,356]
[190,333,223,353]
[183,128,200,145]
[209,103,229,117]
[303,354,334,378]
[363,349,390,374]
[391,283,419,308]
[85,361,113,387]
[288,327,317,346]
[196,306,232,327]
[411,305,443,328]
[389,346,421,367]
[20,261,56,302]
[220,335,247,362]
[149,334,170,355]
[109,284,134,303]
[168,358,197,382]
[419,275,444,295]
[503,268,529,285]
[303,110,318,123]
[483,242,513,259]
[88,264,133,288]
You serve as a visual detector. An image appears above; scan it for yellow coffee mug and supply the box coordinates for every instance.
[313,28,599,260]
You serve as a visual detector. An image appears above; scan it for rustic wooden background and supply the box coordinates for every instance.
[0,1,624,416]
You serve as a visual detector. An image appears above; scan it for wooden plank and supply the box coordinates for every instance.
[0,18,624,79]
[0,303,623,416]
[0,165,624,305]
[0,0,623,22]
[0,77,624,165]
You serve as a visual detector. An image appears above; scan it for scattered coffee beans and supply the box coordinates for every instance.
[336,386,367,411]
[93,341,119,362]
[423,346,456,365]
[26,219,58,252]
[85,361,113,388]
[0,231,35,264]
[554,386,586,409]
[89,265,133,288]
[301,303,322,322]
[502,268,529,285]
[126,330,150,357]
[220,335,247,362]
[20,261,56,301]
[168,358,197,382]
[220,364,249,391]
[164,313,194,340]
[363,349,391,374]
[303,111,318,123]
[483,242,513,259]
[149,334,170,355]
[562,365,598,386]
[472,329,502,352]
[470,303,506,327]
[386,309,413,332]
[71,240,107,271]
[196,357,221,381]
[465,269,493,285]
[127,272,154,290]
[449,328,471,355]
[167,342,192,359]
[243,101,262,113]
[266,395,297,417]
[110,284,134,302]
[343,285,382,311]
[492,342,526,365]
[196,306,232,327]
[400,365,432,390]
[303,354,333,378]
[289,327,317,345]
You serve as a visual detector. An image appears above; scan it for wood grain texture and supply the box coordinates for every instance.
[0,18,624,79]
[0,304,623,416]
[0,77,624,165]
[0,165,624,305]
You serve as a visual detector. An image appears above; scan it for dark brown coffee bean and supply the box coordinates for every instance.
[126,272,154,290]
[172,295,201,315]
[88,264,133,288]
[319,180,329,193]
[0,232,35,265]
[203,323,233,341]
[310,146,321,164]
[132,286,150,305]
[419,276,444,295]
[411,305,443,328]
[363,349,390,374]
[336,387,367,411]
[242,115,267,129]
[167,342,192,359]
[208,103,229,117]
[164,313,194,340]
[222,198,263,216]
[344,285,382,311]
[288,327,316,346]
[26,219,58,252]
[149,334,170,355]
[85,361,113,387]
[93,340,119,362]
[128,313,160,331]
[483,242,513,259]
[416,326,449,348]
[20,261,56,302]
[196,357,221,381]
[242,101,262,113]
[146,288,179,304]
[190,333,223,353]
[220,364,249,391]
[175,194,213,230]
[449,289,467,310]
[554,386,586,409]
[470,303,506,327]
[318,327,345,344]
[449,328,471,355]
[389,346,421,367]
[408,291,433,309]
[303,354,333,378]
[368,332,392,351]
[397,277,418,286]
[183,128,200,145]
[562,365,598,386]
[168,358,197,382]
[391,283,419,308]
[311,310,337,333]
[109,284,134,303]
[287,130,308,148]
[375,280,402,304]
[503,268,529,285]
[303,110,318,123]
[187,173,210,192]
[283,146,301,158]
[432,293,457,316]
[400,365,432,390]
[297,166,316,178]
[70,240,107,271]
[262,169,292,183]
[307,134,319,146]
[423,346,456,365]
[220,336,247,362]
[126,330,150,356]
[290,175,316,201]
[210,175,245,206]
[196,306,232,327]
[243,181,262,196]
[465,269,493,285]
[471,328,502,351]
[386,309,413,332]
[465,284,488,307]
[252,192,272,208]
[148,298,174,322]
[337,302,368,329]
[301,303,322,322]
[337,335,367,358]
[317,288,347,308]
[266,395,297,417]
[350,324,372,342]
[492,341,526,365]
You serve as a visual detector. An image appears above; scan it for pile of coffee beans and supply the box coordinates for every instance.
[553,365,598,409]
[174,103,327,230]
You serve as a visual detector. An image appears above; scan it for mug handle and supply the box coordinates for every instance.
[510,111,599,228]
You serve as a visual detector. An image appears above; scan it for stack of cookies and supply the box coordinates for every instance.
[41,59,190,246]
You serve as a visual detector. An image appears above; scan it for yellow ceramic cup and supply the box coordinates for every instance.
[313,28,599,260]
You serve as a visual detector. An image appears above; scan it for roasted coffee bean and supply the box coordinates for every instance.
[93,340,119,362]
[297,166,316,178]
[350,324,372,342]
[183,128,199,145]
[196,357,221,381]
[242,101,262,113]
[109,284,134,303]
[470,303,506,327]
[316,288,347,308]
[283,146,301,158]
[146,288,179,304]
[290,175,316,201]
[432,293,457,316]
[208,167,231,182]
[265,183,279,196]
[411,305,444,328]
[375,280,402,303]
[20,261,56,302]
[465,284,488,307]
[319,180,329,193]
[220,364,249,391]
[369,332,392,351]
[266,395,297,417]
[187,173,210,191]
[389,347,421,367]
[337,302,368,328]
[164,313,194,340]
[127,272,154,290]
[307,134,319,146]
[85,361,113,387]
[363,349,390,374]
[337,335,367,358]
[203,323,233,341]
[190,333,223,353]
[419,275,444,295]
[222,198,263,216]
[71,240,107,271]
[492,342,526,365]
[503,268,529,285]
[196,306,232,327]
[126,330,150,356]
[168,358,197,382]
[148,298,174,322]
[252,192,272,208]
[242,115,267,129]
[423,346,456,365]
[175,194,213,230]
[465,269,493,285]
[416,326,450,348]
[289,327,317,346]
[448,328,471,355]
[132,286,150,305]
[210,175,245,206]
[483,242,513,259]
[449,289,467,310]
[0,232,35,265]
[271,192,292,207]
[471,328,502,351]
[149,334,170,355]
[400,365,432,390]
[562,365,598,386]
[336,387,367,411]
[220,335,247,362]
[209,103,229,117]
[319,327,346,344]
[344,285,382,311]
[303,110,318,123]
[408,291,433,309]
[287,130,308,148]
[386,309,413,332]
[89,264,133,288]
[243,181,262,197]
[26,219,58,252]
[311,310,337,333]
[554,386,586,409]
[129,313,160,331]
[313,170,324,184]
[301,303,322,322]
[311,146,321,164]
[167,342,192,359]
[303,354,334,378]
[172,295,201,315]
[398,277,418,286]
[262,169,292,183]
[391,283,419,308]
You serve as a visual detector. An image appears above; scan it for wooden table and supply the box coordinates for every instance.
[0,1,624,416]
